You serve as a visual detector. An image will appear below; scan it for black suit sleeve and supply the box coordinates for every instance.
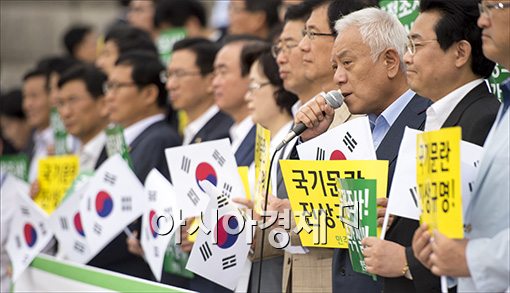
[406,246,441,293]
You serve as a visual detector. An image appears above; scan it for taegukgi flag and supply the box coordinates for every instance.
[79,154,146,256]
[141,169,181,281]
[186,180,253,290]
[48,173,94,263]
[297,116,376,161]
[165,138,245,218]
[6,183,54,281]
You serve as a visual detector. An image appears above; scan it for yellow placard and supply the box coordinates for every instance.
[35,155,79,214]
[254,124,271,214]
[417,127,463,238]
[237,166,251,200]
[280,160,388,248]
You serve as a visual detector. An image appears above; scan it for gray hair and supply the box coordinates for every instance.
[334,8,407,66]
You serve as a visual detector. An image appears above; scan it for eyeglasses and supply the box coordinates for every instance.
[103,81,137,93]
[406,36,438,56]
[166,70,201,80]
[478,2,510,18]
[55,96,88,109]
[271,41,299,58]
[302,28,335,40]
[247,81,271,93]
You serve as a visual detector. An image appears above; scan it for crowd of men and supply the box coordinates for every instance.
[1,0,508,292]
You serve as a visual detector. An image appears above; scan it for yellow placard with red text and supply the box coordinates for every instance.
[417,127,463,239]
[35,155,79,214]
[280,160,388,248]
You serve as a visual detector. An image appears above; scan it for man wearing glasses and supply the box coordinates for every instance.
[361,0,499,292]
[413,1,510,292]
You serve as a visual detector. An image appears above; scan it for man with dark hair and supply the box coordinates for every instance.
[212,35,263,169]
[348,1,499,292]
[22,68,53,182]
[0,89,31,155]
[96,26,157,75]
[228,0,282,40]
[167,38,233,145]
[62,25,97,63]
[88,51,180,279]
[56,64,108,171]
[413,1,509,291]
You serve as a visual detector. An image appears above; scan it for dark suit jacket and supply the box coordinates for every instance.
[333,94,431,293]
[234,124,256,167]
[88,119,181,280]
[385,83,499,293]
[190,111,233,144]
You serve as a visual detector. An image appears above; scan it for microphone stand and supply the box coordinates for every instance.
[256,149,279,293]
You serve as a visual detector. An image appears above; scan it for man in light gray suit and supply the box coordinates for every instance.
[412,2,510,292]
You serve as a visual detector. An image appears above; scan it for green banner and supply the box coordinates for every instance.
[0,154,29,182]
[105,124,134,170]
[51,107,68,155]
[14,255,189,292]
[338,178,377,276]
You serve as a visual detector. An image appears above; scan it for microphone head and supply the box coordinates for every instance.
[323,90,344,109]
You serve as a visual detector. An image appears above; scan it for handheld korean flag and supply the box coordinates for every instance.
[186,180,252,290]
[141,169,180,281]
[165,138,245,218]
[297,116,376,161]
[6,189,54,281]
[79,154,146,256]
[48,174,94,264]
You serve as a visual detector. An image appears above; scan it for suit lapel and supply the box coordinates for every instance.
[442,83,489,128]
[376,95,429,164]
[234,125,256,167]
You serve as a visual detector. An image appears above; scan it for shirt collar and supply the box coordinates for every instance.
[33,127,53,145]
[183,105,220,145]
[123,114,165,146]
[291,100,303,117]
[230,116,254,151]
[425,79,484,131]
[81,132,106,157]
[368,89,416,129]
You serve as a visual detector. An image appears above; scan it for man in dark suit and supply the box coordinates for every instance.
[212,35,264,168]
[166,38,233,146]
[296,7,431,293]
[88,51,181,279]
[361,1,500,292]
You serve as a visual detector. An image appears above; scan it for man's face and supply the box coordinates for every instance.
[105,65,148,128]
[298,4,336,84]
[166,49,213,113]
[96,40,119,76]
[127,0,155,33]
[22,76,51,130]
[228,1,260,35]
[276,20,309,95]
[57,80,107,142]
[403,11,458,101]
[212,43,250,115]
[331,26,391,115]
[477,0,510,67]
[75,31,98,63]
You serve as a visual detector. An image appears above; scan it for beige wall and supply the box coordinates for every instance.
[0,0,119,91]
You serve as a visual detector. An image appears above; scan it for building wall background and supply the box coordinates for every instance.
[1,0,120,91]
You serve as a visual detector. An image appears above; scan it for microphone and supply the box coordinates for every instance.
[275,90,344,152]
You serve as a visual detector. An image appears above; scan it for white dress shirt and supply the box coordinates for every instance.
[425,79,485,131]
[182,105,220,146]
[28,127,54,182]
[229,116,254,153]
[78,132,106,172]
